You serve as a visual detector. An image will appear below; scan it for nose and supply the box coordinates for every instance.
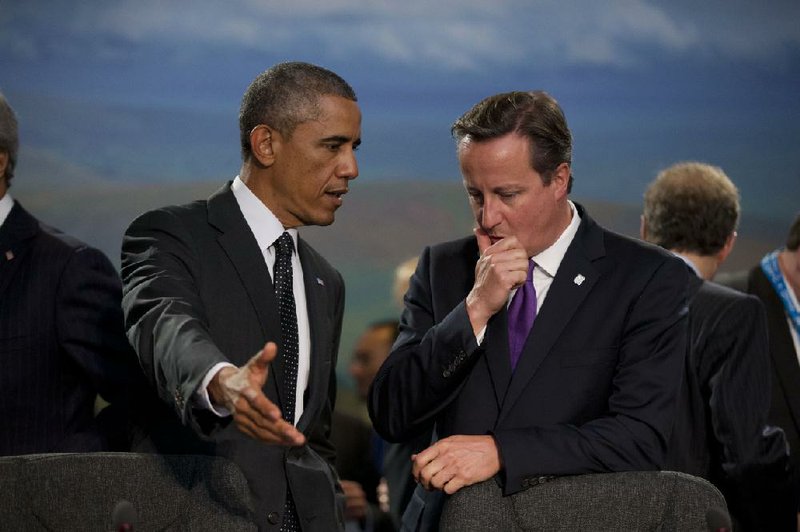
[479,197,501,230]
[337,148,359,180]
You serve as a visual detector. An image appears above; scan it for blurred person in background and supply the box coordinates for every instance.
[0,92,141,456]
[641,161,795,531]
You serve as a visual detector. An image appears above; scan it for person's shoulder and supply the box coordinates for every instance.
[590,223,684,276]
[714,269,751,293]
[428,235,477,259]
[698,279,764,316]
[129,198,208,228]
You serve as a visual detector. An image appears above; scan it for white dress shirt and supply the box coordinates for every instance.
[0,193,14,228]
[198,177,311,424]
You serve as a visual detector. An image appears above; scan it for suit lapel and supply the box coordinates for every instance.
[0,202,40,298]
[206,185,285,403]
[498,208,603,424]
[295,239,331,431]
[483,309,513,409]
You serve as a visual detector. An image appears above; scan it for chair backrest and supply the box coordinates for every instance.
[0,452,256,531]
[440,470,728,532]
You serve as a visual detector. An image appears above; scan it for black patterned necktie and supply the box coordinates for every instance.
[273,231,301,531]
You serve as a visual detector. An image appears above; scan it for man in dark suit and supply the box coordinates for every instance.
[121,62,361,531]
[720,215,800,516]
[0,93,138,455]
[368,91,689,530]
[641,161,794,530]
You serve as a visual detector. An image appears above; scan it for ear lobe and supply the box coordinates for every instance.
[0,151,7,178]
[249,125,276,167]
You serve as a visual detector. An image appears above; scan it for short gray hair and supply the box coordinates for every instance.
[0,93,19,185]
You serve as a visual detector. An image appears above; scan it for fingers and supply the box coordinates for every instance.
[474,226,492,255]
[233,400,306,446]
[411,436,501,494]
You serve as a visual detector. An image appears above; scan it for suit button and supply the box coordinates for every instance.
[268,511,280,524]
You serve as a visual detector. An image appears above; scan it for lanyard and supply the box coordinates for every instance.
[761,250,800,338]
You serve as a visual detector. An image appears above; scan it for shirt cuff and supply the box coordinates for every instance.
[195,362,237,417]
[475,325,487,345]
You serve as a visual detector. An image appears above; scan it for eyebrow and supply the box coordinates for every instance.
[321,135,361,147]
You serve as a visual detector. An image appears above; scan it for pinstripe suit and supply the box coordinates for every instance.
[0,200,138,455]
[666,272,794,530]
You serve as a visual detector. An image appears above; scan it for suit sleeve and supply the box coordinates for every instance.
[369,245,482,442]
[56,244,142,407]
[121,208,228,430]
[494,256,688,491]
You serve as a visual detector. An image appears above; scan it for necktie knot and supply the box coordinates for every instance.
[274,232,294,258]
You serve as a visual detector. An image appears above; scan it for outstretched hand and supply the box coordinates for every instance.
[209,342,305,446]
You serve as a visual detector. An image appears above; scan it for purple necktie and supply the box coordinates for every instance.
[507,261,537,370]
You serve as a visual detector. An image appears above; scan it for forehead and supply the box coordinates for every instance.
[297,95,361,132]
[459,133,535,184]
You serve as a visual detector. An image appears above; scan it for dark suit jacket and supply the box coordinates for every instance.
[369,203,688,528]
[121,183,345,532]
[721,267,800,486]
[666,272,793,530]
[0,201,138,455]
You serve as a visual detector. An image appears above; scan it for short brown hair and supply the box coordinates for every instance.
[451,91,573,191]
[643,162,740,255]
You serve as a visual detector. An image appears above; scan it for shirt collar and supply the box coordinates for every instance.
[0,193,14,228]
[532,200,581,278]
[231,176,298,252]
[674,253,702,277]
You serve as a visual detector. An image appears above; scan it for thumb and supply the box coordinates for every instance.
[474,226,492,255]
[248,342,277,378]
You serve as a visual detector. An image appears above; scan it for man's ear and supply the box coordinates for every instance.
[249,125,276,167]
[717,231,737,264]
[639,215,648,240]
[550,162,571,199]
[0,151,7,179]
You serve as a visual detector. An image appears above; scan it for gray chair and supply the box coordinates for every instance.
[440,471,728,532]
[0,452,256,531]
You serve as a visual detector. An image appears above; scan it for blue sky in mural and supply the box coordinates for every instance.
[2,0,799,220]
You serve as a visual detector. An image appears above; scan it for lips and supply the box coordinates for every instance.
[324,188,348,207]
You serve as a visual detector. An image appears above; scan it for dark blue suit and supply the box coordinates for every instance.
[0,201,137,455]
[369,203,688,529]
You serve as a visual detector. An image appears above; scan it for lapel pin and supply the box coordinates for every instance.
[4,250,13,261]
[573,274,585,286]
[316,277,325,286]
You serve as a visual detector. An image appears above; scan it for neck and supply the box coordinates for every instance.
[674,251,719,281]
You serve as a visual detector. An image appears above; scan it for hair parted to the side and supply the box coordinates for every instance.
[643,162,740,256]
[0,92,20,186]
[451,91,573,192]
[239,62,357,161]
